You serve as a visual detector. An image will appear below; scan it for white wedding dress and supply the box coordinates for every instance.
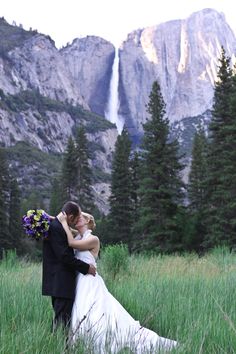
[71,230,177,353]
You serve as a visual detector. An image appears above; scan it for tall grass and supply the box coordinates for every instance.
[1,248,236,353]
[0,254,63,354]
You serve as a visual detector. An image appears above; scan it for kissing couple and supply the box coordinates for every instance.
[42,201,177,353]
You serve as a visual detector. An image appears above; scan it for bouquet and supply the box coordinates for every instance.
[22,209,50,240]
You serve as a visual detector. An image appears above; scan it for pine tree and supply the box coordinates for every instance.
[187,125,209,250]
[0,148,10,255]
[108,128,133,246]
[21,191,44,215]
[206,47,235,246]
[49,177,63,216]
[188,126,209,212]
[130,151,140,225]
[9,178,22,252]
[225,69,236,244]
[75,126,94,212]
[129,151,141,250]
[135,81,184,252]
[61,136,77,201]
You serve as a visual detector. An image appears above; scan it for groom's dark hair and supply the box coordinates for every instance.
[62,201,81,217]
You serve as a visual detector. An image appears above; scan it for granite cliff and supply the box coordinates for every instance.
[118,8,236,141]
[1,9,236,212]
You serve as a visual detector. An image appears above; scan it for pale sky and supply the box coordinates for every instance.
[1,0,235,48]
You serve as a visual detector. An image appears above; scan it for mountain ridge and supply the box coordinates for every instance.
[0,9,235,212]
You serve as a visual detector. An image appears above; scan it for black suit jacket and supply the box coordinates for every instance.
[42,218,89,299]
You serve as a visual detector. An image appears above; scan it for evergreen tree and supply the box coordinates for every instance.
[188,126,209,211]
[9,178,22,252]
[129,151,141,250]
[95,215,111,246]
[225,69,236,244]
[108,128,133,246]
[135,81,184,252]
[130,151,140,225]
[187,125,209,251]
[0,148,10,255]
[206,47,236,246]
[75,126,94,212]
[21,191,44,215]
[49,177,63,216]
[61,136,77,201]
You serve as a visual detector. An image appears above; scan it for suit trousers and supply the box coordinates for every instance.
[51,296,74,331]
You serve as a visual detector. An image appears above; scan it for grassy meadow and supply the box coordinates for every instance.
[1,247,236,354]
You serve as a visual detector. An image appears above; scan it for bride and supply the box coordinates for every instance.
[57,211,177,353]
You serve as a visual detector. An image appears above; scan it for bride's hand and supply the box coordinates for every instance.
[44,211,55,221]
[57,211,67,224]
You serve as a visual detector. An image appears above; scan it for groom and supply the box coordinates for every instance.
[42,201,96,330]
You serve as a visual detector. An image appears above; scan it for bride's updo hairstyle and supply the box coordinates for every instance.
[82,212,96,231]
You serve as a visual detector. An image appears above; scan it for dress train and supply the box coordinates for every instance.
[71,231,177,353]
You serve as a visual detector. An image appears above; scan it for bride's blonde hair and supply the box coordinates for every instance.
[82,212,96,231]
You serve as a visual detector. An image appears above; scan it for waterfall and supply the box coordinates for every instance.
[105,47,124,134]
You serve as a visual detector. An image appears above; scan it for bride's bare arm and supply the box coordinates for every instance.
[70,227,78,237]
[57,212,99,250]
[68,234,99,250]
[63,221,99,250]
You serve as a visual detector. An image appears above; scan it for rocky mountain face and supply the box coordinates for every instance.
[1,9,236,212]
[61,36,115,116]
[0,18,117,213]
[118,8,236,141]
[169,110,212,183]
[0,88,117,213]
[0,22,115,112]
[1,34,87,107]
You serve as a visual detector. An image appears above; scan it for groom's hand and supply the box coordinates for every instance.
[88,264,96,276]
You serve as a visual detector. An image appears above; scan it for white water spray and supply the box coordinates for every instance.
[105,47,124,134]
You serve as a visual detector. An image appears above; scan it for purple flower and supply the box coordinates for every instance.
[22,209,50,240]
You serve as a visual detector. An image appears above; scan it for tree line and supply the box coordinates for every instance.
[0,149,22,256]
[0,47,235,256]
[0,126,95,258]
[99,47,236,253]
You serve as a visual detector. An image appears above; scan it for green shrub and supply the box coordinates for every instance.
[100,243,129,279]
